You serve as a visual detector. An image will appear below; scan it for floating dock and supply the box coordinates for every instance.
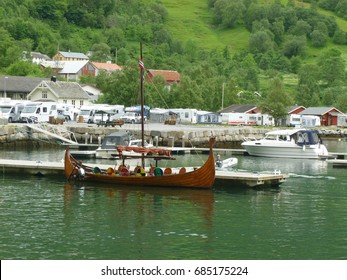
[327,159,347,168]
[69,147,248,159]
[0,159,287,188]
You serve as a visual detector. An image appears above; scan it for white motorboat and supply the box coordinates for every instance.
[95,131,153,159]
[241,128,329,159]
[215,155,238,169]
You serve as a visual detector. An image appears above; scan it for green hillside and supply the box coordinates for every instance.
[160,0,249,53]
[160,0,347,61]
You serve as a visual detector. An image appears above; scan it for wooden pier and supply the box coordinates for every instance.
[0,159,287,188]
[69,147,248,159]
[327,153,347,168]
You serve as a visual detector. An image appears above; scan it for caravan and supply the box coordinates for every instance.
[0,101,26,123]
[20,102,58,123]
[170,108,197,124]
[221,113,257,125]
[337,114,347,127]
[285,114,302,127]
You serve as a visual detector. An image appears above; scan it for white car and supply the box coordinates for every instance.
[121,112,145,124]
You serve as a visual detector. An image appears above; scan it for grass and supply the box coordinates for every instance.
[159,0,249,52]
[157,0,347,91]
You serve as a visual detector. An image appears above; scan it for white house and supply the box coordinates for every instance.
[27,80,91,109]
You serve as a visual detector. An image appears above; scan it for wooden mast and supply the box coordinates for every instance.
[140,42,145,168]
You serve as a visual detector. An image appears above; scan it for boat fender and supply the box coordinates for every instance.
[93,167,101,174]
[78,167,85,178]
[154,167,163,176]
[179,167,186,174]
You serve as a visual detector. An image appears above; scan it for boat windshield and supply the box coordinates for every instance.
[311,132,320,144]
[264,134,278,140]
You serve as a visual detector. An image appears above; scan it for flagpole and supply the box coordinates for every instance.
[140,42,145,168]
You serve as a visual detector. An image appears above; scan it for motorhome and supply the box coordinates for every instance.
[56,104,77,121]
[0,101,26,123]
[77,105,96,123]
[20,102,58,123]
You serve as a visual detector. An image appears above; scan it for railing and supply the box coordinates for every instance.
[25,123,78,144]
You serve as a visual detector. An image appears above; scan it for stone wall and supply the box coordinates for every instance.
[0,124,346,148]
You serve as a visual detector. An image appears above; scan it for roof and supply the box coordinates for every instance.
[91,62,122,71]
[31,52,51,60]
[0,76,50,93]
[29,81,90,100]
[299,107,343,115]
[287,105,305,114]
[41,60,89,74]
[58,51,88,60]
[147,70,180,83]
[219,104,258,113]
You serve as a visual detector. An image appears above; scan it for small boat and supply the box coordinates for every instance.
[215,155,238,169]
[95,131,153,159]
[65,43,216,189]
[64,136,216,188]
[241,128,329,159]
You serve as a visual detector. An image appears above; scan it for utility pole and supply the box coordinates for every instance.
[4,76,8,98]
[222,82,225,110]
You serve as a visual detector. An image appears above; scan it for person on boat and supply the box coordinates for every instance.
[216,154,222,168]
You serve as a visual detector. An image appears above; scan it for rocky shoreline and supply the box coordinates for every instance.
[0,123,346,149]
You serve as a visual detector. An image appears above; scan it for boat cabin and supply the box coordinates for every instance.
[100,131,133,150]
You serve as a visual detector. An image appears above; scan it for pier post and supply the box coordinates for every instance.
[169,136,175,147]
[154,136,158,147]
[84,132,88,144]
[98,136,101,147]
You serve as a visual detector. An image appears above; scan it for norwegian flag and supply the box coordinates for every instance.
[138,59,144,69]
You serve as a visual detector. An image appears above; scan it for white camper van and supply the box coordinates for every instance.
[0,101,26,123]
[20,102,58,123]
[77,105,96,123]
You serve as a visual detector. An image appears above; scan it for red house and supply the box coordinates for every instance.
[146,69,180,85]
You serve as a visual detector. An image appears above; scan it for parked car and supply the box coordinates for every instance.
[121,112,144,124]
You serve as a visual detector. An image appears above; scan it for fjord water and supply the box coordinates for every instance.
[0,140,346,260]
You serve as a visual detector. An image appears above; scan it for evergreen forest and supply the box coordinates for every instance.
[1,0,347,117]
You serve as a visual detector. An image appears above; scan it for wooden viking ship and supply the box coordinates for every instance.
[64,43,216,189]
